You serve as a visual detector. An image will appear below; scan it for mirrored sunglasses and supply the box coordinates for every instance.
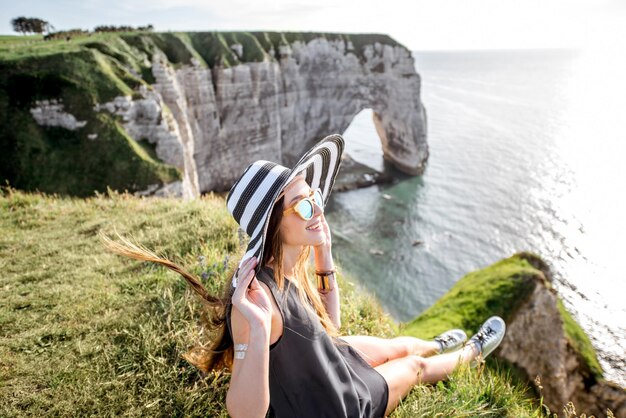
[282,188,324,220]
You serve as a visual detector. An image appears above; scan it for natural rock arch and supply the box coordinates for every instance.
[13,32,428,198]
[150,36,429,196]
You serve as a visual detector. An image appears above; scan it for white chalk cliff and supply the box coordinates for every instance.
[25,33,427,198]
[117,37,426,197]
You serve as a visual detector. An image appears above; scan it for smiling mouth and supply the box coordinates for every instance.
[306,223,321,231]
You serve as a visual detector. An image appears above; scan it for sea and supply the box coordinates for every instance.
[324,48,626,386]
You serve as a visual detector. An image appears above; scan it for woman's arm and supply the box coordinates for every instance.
[226,306,270,418]
[317,269,341,329]
[225,257,273,418]
[314,214,341,329]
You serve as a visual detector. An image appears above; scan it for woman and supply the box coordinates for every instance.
[103,134,505,418]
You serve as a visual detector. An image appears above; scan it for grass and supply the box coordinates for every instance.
[402,253,542,339]
[0,188,235,416]
[0,189,555,417]
[0,189,398,416]
[393,362,545,418]
[0,33,147,61]
[0,32,405,63]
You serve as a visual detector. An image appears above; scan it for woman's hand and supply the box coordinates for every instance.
[313,213,334,270]
[314,213,332,251]
[231,257,272,333]
[227,257,272,417]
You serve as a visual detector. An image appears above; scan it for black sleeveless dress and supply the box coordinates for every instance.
[226,266,389,418]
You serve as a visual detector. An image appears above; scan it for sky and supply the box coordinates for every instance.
[1,0,624,50]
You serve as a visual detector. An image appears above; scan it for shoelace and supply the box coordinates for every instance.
[436,334,457,349]
[474,326,497,351]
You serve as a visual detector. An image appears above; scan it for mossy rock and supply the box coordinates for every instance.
[556,297,603,379]
[403,252,602,379]
[403,252,541,338]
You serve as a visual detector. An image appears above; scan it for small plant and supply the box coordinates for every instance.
[534,375,553,416]
[198,253,231,284]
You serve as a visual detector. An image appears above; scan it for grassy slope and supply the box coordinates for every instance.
[403,252,603,380]
[0,189,545,417]
[0,31,403,197]
[0,39,181,197]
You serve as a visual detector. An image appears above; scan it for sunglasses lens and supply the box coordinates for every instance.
[296,200,314,220]
[314,189,324,208]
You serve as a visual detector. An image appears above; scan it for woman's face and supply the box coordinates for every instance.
[279,176,325,248]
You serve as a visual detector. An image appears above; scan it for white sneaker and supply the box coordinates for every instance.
[467,316,506,365]
[434,329,467,353]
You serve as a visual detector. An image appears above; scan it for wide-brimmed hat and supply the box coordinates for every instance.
[226,134,345,287]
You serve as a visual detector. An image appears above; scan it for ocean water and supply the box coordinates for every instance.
[325,49,626,385]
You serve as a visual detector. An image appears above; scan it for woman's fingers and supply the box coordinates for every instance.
[233,256,256,287]
[249,276,261,290]
[231,258,273,324]
[232,257,257,301]
[319,214,332,246]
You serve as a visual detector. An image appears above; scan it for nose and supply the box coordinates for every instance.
[313,199,324,216]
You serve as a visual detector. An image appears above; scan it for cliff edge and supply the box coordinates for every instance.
[404,252,625,416]
[0,32,428,198]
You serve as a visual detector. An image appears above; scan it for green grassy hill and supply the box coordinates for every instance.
[0,188,555,417]
[1,33,184,197]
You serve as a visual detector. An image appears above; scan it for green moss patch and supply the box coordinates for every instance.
[403,253,542,339]
[556,298,603,379]
[0,45,180,196]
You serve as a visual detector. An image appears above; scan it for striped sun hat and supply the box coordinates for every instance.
[226,134,345,287]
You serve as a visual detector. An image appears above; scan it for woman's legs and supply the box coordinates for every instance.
[375,345,477,417]
[339,335,441,367]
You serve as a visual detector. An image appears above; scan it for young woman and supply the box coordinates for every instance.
[104,134,506,418]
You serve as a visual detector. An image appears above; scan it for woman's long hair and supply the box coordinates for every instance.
[100,192,337,374]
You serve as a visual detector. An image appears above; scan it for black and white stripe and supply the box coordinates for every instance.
[226,134,344,287]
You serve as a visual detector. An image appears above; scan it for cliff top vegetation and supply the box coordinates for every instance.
[0,31,405,63]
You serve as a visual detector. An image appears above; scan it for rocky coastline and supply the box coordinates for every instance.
[1,32,428,198]
[405,252,625,416]
[333,154,395,192]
